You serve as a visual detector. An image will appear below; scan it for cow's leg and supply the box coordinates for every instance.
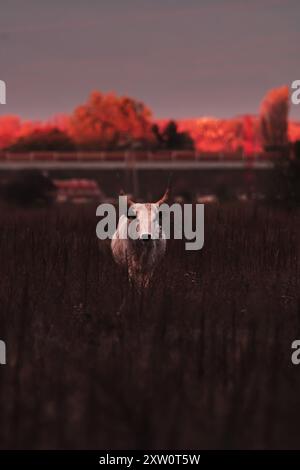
[116,267,135,316]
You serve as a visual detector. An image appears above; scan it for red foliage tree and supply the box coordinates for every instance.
[68,91,153,150]
[0,116,21,149]
[260,86,289,150]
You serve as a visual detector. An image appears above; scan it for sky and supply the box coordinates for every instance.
[0,0,300,121]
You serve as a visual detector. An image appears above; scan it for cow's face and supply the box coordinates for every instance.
[127,203,162,242]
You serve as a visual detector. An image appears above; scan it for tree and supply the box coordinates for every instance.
[7,128,75,152]
[259,86,289,151]
[2,170,56,207]
[153,120,194,150]
[0,116,21,149]
[68,91,153,150]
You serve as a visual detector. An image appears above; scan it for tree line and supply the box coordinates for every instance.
[5,92,194,152]
[0,85,295,153]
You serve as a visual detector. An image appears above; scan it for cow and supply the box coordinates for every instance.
[111,188,169,288]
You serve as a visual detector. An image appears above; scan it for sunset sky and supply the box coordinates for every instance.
[1,0,300,120]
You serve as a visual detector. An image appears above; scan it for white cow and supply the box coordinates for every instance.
[111,190,169,287]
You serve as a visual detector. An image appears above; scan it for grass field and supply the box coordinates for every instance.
[0,203,300,449]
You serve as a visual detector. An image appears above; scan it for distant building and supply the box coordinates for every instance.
[53,178,103,204]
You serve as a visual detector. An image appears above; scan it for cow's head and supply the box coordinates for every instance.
[125,188,169,243]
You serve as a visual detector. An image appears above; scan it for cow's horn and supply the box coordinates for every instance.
[157,187,170,206]
[157,174,172,206]
[120,189,134,206]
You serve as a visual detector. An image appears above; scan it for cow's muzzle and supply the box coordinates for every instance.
[139,233,153,241]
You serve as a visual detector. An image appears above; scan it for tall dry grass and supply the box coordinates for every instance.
[0,204,299,449]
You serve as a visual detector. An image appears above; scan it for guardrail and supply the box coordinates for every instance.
[0,150,279,162]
